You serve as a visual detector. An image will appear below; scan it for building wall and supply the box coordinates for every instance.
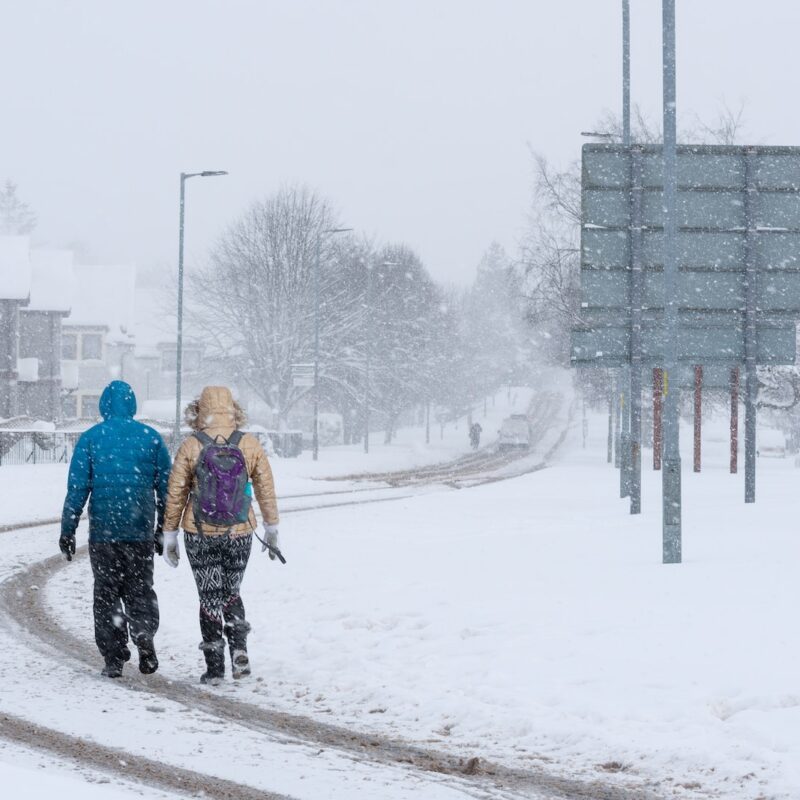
[18,310,64,421]
[0,299,22,418]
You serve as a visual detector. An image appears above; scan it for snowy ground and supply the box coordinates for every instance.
[3,382,799,798]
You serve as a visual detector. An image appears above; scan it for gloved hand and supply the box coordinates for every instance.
[154,525,164,557]
[163,531,180,568]
[59,533,76,562]
[262,524,279,560]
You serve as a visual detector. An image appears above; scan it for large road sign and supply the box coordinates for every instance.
[573,144,800,368]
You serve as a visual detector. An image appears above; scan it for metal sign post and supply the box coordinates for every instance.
[744,149,758,503]
[693,366,702,473]
[661,0,682,563]
[653,369,663,470]
[607,378,613,463]
[613,372,621,467]
[629,145,644,513]
[619,0,636,506]
[730,367,739,474]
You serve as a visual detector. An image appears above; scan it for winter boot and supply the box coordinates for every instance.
[101,658,124,679]
[135,634,159,675]
[224,621,251,679]
[199,639,226,685]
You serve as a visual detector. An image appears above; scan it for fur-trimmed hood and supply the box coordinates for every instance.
[184,386,246,432]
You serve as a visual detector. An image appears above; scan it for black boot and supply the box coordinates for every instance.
[101,658,124,678]
[224,621,251,679]
[199,640,225,685]
[134,634,158,675]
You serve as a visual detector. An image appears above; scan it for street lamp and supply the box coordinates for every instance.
[363,260,399,454]
[313,226,353,461]
[174,170,228,450]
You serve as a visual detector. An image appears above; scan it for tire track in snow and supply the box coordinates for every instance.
[0,711,290,800]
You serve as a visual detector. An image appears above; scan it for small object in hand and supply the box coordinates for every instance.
[59,534,76,562]
[265,543,287,564]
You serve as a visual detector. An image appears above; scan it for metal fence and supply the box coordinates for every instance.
[0,428,304,466]
[0,431,82,466]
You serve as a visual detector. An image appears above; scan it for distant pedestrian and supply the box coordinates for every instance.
[60,381,171,678]
[469,422,482,450]
[161,386,280,685]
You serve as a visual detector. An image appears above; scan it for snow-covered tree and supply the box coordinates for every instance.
[0,180,37,235]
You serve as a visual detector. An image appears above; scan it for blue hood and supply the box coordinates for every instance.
[99,381,137,420]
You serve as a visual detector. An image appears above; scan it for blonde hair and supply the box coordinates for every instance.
[184,397,247,430]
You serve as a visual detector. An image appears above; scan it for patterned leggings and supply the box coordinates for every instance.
[185,532,252,644]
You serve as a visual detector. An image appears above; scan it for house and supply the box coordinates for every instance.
[61,264,136,419]
[0,236,32,417]
[17,249,74,421]
[127,284,207,422]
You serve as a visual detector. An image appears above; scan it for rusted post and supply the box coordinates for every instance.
[730,366,739,474]
[694,365,702,472]
[653,368,663,470]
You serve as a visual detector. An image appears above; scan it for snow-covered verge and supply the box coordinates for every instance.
[44,400,800,798]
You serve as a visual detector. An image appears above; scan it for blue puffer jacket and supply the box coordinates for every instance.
[61,381,172,543]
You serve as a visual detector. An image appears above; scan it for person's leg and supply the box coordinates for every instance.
[120,541,160,674]
[185,532,226,682]
[89,542,128,676]
[221,533,253,677]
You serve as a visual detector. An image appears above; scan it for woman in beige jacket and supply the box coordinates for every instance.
[162,386,280,684]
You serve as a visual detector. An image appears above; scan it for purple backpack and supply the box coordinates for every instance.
[192,430,251,532]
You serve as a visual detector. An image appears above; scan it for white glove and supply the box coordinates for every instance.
[163,531,180,568]
[262,524,279,560]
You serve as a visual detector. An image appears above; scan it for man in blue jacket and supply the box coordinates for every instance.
[60,381,171,678]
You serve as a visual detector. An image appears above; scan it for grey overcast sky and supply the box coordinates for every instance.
[2,1,800,285]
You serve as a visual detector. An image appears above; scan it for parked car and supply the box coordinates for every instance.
[757,428,787,458]
[498,414,531,451]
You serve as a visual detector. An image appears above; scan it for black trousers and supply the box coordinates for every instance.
[89,541,159,664]
[185,532,252,645]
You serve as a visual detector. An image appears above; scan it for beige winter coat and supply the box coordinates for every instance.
[163,387,279,535]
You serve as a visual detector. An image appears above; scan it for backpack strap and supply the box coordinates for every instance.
[227,430,244,448]
[193,430,215,447]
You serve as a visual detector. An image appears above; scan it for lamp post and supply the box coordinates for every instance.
[174,170,227,451]
[313,226,353,461]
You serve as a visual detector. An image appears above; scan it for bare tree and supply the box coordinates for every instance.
[189,185,341,426]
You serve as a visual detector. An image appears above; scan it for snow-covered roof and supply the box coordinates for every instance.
[0,235,31,300]
[134,286,175,358]
[66,264,136,343]
[27,249,74,312]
